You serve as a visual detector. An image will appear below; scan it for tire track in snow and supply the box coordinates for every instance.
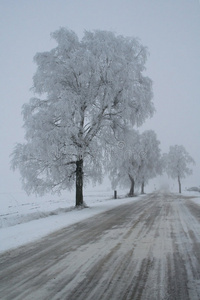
[1,193,200,299]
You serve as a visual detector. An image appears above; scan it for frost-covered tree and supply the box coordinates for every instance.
[164,145,195,193]
[108,130,161,196]
[137,130,162,194]
[11,28,154,206]
[107,129,141,196]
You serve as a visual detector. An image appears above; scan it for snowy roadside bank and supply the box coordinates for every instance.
[185,191,200,205]
[1,190,199,255]
[0,194,140,254]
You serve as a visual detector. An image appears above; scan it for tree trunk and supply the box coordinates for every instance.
[141,181,145,194]
[178,176,181,193]
[76,159,83,206]
[128,175,135,197]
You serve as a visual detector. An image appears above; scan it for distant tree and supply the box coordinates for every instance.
[164,145,195,193]
[11,28,154,206]
[108,129,162,196]
[107,129,141,197]
[137,130,162,194]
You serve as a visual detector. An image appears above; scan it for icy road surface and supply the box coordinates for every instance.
[1,192,200,300]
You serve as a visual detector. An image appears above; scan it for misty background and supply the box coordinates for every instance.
[0,0,200,200]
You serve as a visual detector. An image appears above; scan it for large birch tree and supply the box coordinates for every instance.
[11,28,154,206]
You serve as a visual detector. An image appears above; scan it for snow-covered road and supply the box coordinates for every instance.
[1,192,200,299]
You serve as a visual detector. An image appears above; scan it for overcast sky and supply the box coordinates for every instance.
[0,0,200,197]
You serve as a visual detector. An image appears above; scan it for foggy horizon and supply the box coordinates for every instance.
[0,0,200,197]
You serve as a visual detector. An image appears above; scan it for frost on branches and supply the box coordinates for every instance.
[107,130,162,196]
[164,145,195,193]
[107,129,141,197]
[11,28,154,206]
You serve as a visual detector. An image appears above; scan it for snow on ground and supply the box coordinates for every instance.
[0,188,141,254]
[184,190,200,204]
[1,188,199,255]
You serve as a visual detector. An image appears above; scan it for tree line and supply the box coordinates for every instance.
[11,28,195,206]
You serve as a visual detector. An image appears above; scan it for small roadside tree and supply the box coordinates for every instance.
[164,145,195,193]
[11,28,154,206]
[137,130,162,194]
[107,129,142,197]
[108,129,162,196]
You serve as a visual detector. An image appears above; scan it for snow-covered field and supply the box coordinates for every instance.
[1,188,199,255]
[187,192,200,205]
[0,188,140,254]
